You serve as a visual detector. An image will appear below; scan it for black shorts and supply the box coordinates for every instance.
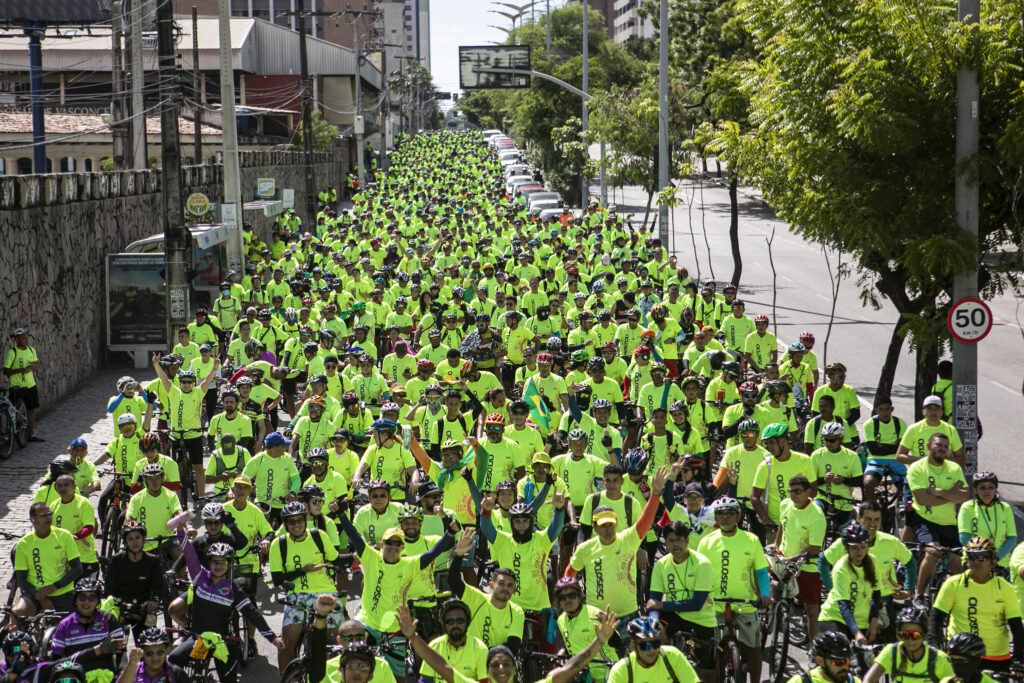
[281,377,298,396]
[906,508,961,548]
[501,363,521,387]
[183,436,204,465]
[11,385,39,411]
[660,615,716,669]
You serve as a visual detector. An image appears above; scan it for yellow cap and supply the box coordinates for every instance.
[381,527,405,542]
[531,452,552,466]
[593,510,618,526]
[232,475,253,487]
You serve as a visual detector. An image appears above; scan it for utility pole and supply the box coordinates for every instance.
[545,0,551,58]
[128,0,148,169]
[296,0,317,224]
[657,0,669,245]
[580,0,589,208]
[952,0,980,475]
[218,0,244,273]
[26,26,45,173]
[191,7,202,165]
[111,1,130,169]
[345,7,376,188]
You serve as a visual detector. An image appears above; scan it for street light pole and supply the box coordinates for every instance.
[952,0,980,474]
[581,0,589,208]
[657,0,670,245]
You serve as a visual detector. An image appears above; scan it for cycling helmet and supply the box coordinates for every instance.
[766,380,790,396]
[707,350,726,370]
[342,392,359,406]
[400,504,424,522]
[946,632,986,657]
[721,361,741,378]
[597,309,612,321]
[117,412,137,426]
[495,480,516,493]
[546,337,563,352]
[49,459,77,477]
[754,314,769,324]
[821,422,846,438]
[121,519,147,539]
[440,439,463,452]
[234,376,254,387]
[139,433,161,452]
[624,447,648,475]
[787,341,806,353]
[825,362,847,375]
[508,503,533,519]
[281,501,307,519]
[367,479,390,492]
[812,631,852,659]
[592,281,605,292]
[972,471,998,487]
[553,576,583,598]
[760,423,789,440]
[799,331,815,345]
[626,616,663,640]
[841,523,870,546]
[567,428,587,441]
[141,463,164,478]
[484,413,506,426]
[417,359,435,371]
[592,398,612,410]
[371,419,398,432]
[588,357,605,371]
[49,660,86,683]
[178,370,197,381]
[2,630,34,657]
[338,643,377,671]
[201,503,225,521]
[381,402,400,414]
[713,497,741,514]
[298,484,326,501]
[536,352,554,364]
[137,627,172,647]
[307,447,329,462]
[306,395,327,408]
[964,535,997,559]
[738,380,757,393]
[682,453,705,469]
[74,576,103,595]
[650,363,667,375]
[737,419,760,434]
[896,606,928,630]
[669,400,687,413]
[207,542,235,561]
[571,349,589,363]
[424,384,443,395]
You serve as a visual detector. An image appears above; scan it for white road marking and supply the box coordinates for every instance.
[993,381,1019,396]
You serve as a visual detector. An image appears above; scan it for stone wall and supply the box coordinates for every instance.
[0,142,348,413]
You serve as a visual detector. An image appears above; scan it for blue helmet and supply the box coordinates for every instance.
[623,447,648,475]
[626,616,663,640]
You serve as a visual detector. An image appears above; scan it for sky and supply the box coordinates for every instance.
[429,0,558,95]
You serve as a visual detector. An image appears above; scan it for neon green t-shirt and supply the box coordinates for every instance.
[14,527,80,595]
[269,528,338,594]
[934,572,1020,656]
[696,528,768,613]
[650,550,717,627]
[569,526,644,616]
[779,499,826,572]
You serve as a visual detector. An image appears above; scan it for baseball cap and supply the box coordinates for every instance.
[683,483,705,498]
[381,528,405,542]
[922,395,943,408]
[264,431,292,447]
[68,438,87,450]
[232,475,253,487]
[531,452,552,466]
[593,509,618,526]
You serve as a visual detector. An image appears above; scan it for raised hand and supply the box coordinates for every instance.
[595,607,618,644]
[552,490,566,510]
[455,528,476,556]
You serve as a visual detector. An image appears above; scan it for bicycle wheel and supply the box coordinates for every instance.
[720,639,744,683]
[0,404,12,458]
[788,599,809,648]
[101,507,121,558]
[280,655,308,683]
[12,398,28,448]
[767,602,791,683]
[234,611,251,666]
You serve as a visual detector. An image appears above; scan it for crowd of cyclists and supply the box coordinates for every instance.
[0,130,1018,683]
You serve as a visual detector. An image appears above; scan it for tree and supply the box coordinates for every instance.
[297,110,338,153]
[548,117,595,207]
[714,0,1024,403]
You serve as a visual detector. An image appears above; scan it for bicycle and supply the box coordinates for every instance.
[0,388,29,458]
[816,490,857,549]
[158,428,199,508]
[868,462,907,537]
[763,549,807,683]
[716,598,763,683]
[166,627,241,683]
[230,543,267,666]
[21,609,67,658]
[905,542,960,608]
[96,468,132,558]
[277,586,346,683]
[851,641,886,677]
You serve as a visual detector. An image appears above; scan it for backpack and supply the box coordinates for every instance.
[278,528,328,568]
[626,652,681,683]
[871,415,905,446]
[893,645,940,683]
[587,491,633,527]
[434,412,468,447]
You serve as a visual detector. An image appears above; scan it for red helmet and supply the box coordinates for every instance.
[484,413,506,426]
[739,381,757,393]
[754,314,769,324]
[799,331,815,345]
[417,359,435,371]
[537,352,554,363]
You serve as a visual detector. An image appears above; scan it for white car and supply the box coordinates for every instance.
[499,151,523,165]
[503,164,531,179]
[528,199,560,215]
[505,174,534,195]
[481,129,503,141]
[527,192,560,210]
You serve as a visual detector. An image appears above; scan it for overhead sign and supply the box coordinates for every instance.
[106,253,167,348]
[255,177,276,199]
[282,188,295,209]
[459,45,531,89]
[947,297,993,343]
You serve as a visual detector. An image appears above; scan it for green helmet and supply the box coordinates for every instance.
[760,423,789,440]
[571,349,589,363]
[352,301,367,311]
[400,504,424,522]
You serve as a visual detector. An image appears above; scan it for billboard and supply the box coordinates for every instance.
[459,46,531,90]
[106,253,167,348]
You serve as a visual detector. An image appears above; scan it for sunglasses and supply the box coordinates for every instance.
[898,630,922,640]
[383,539,404,547]
[309,498,325,505]
[77,592,100,602]
[828,658,851,667]
[444,617,467,626]
[557,592,579,602]
[637,640,661,651]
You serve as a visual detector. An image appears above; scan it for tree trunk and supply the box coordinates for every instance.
[873,313,907,407]
[729,175,741,286]
[642,190,654,232]
[915,337,939,411]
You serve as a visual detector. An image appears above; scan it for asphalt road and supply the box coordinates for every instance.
[601,177,1024,505]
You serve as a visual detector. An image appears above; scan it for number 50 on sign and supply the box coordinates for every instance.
[947,298,993,343]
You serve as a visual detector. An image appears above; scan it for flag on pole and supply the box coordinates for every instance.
[521,376,551,433]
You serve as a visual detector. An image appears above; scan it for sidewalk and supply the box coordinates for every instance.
[0,366,126,594]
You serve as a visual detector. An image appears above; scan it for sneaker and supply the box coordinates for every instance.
[28,435,45,443]
[247,639,257,658]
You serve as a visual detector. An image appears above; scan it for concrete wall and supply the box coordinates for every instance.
[0,142,348,413]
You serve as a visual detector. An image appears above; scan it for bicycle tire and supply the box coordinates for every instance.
[38,626,56,659]
[101,506,122,558]
[720,639,744,683]
[12,398,28,448]
[281,653,308,683]
[767,601,791,683]
[0,404,12,458]
[788,599,809,648]
[234,610,250,667]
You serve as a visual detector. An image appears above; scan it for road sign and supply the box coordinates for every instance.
[255,178,276,199]
[459,46,531,89]
[947,297,993,343]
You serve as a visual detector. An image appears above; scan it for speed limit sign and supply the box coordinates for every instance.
[948,297,993,343]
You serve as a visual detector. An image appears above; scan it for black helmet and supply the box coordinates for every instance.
[49,458,77,478]
[946,632,987,657]
[896,606,928,631]
[440,598,471,624]
[298,484,326,501]
[841,523,870,546]
[812,631,852,659]
[707,350,726,370]
[74,576,103,596]
[509,502,532,519]
[137,627,172,647]
[721,361,741,378]
[2,630,34,657]
[281,501,307,519]
[49,660,86,683]
[338,644,377,674]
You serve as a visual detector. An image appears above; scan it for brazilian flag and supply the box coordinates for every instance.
[521,376,551,433]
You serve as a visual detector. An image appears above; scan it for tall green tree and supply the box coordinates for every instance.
[714,0,1024,402]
